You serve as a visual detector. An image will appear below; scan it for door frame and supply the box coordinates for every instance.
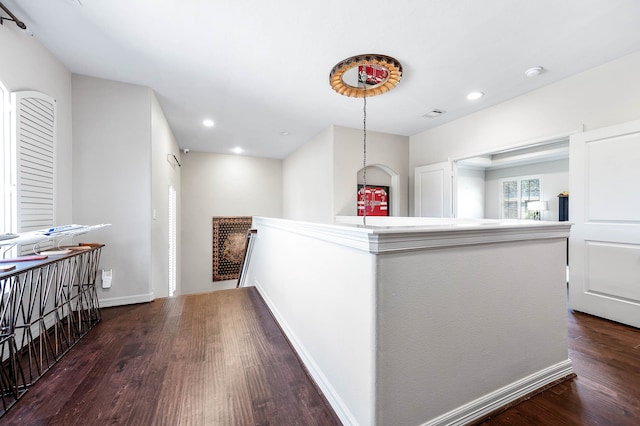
[449,131,576,218]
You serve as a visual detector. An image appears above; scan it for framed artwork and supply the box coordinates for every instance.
[357,185,389,216]
[212,216,252,281]
[358,64,390,86]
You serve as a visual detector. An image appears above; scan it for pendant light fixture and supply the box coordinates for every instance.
[329,54,403,225]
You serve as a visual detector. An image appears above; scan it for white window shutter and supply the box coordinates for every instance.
[11,91,56,252]
[0,81,10,234]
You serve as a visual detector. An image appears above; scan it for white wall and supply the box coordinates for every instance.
[0,23,73,226]
[410,51,640,214]
[334,125,409,217]
[151,94,182,298]
[283,125,409,222]
[375,237,570,425]
[283,126,334,222]
[2,28,179,305]
[72,75,153,306]
[180,152,282,294]
[456,167,485,219]
[357,166,391,187]
[484,159,569,220]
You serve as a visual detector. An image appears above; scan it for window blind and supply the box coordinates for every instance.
[0,81,9,234]
[12,91,56,252]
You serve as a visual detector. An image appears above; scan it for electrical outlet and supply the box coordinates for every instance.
[102,269,113,289]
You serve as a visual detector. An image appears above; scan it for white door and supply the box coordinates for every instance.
[414,161,452,217]
[168,185,177,296]
[569,120,640,328]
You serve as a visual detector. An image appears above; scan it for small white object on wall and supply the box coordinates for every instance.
[102,269,113,289]
[166,153,181,167]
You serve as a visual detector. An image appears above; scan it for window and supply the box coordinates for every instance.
[13,91,56,235]
[500,175,542,219]
[1,79,9,234]
[1,88,56,253]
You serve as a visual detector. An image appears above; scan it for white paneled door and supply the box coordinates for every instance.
[569,120,640,328]
[414,161,452,217]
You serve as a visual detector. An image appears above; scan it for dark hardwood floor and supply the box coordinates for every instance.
[479,310,640,426]
[1,287,638,425]
[1,287,340,426]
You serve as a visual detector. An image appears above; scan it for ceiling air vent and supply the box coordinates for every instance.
[422,109,446,118]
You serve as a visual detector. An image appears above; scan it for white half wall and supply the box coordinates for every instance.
[248,216,572,425]
[180,152,282,294]
[247,218,377,425]
[375,238,570,425]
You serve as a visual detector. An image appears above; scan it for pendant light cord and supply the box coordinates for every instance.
[361,73,367,226]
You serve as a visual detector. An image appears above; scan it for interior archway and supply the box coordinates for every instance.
[357,164,399,216]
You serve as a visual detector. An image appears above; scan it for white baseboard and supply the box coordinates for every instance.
[422,359,574,426]
[99,292,155,308]
[254,282,359,426]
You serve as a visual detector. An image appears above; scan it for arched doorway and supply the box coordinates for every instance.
[357,164,400,216]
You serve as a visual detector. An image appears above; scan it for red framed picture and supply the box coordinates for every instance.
[357,185,389,216]
[358,64,389,86]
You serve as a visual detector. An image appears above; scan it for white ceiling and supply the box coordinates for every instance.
[4,0,640,159]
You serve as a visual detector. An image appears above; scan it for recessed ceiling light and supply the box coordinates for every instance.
[232,147,243,154]
[467,91,484,101]
[524,66,544,77]
[280,131,290,136]
[202,119,214,127]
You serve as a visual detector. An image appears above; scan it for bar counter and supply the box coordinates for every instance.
[0,245,103,415]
